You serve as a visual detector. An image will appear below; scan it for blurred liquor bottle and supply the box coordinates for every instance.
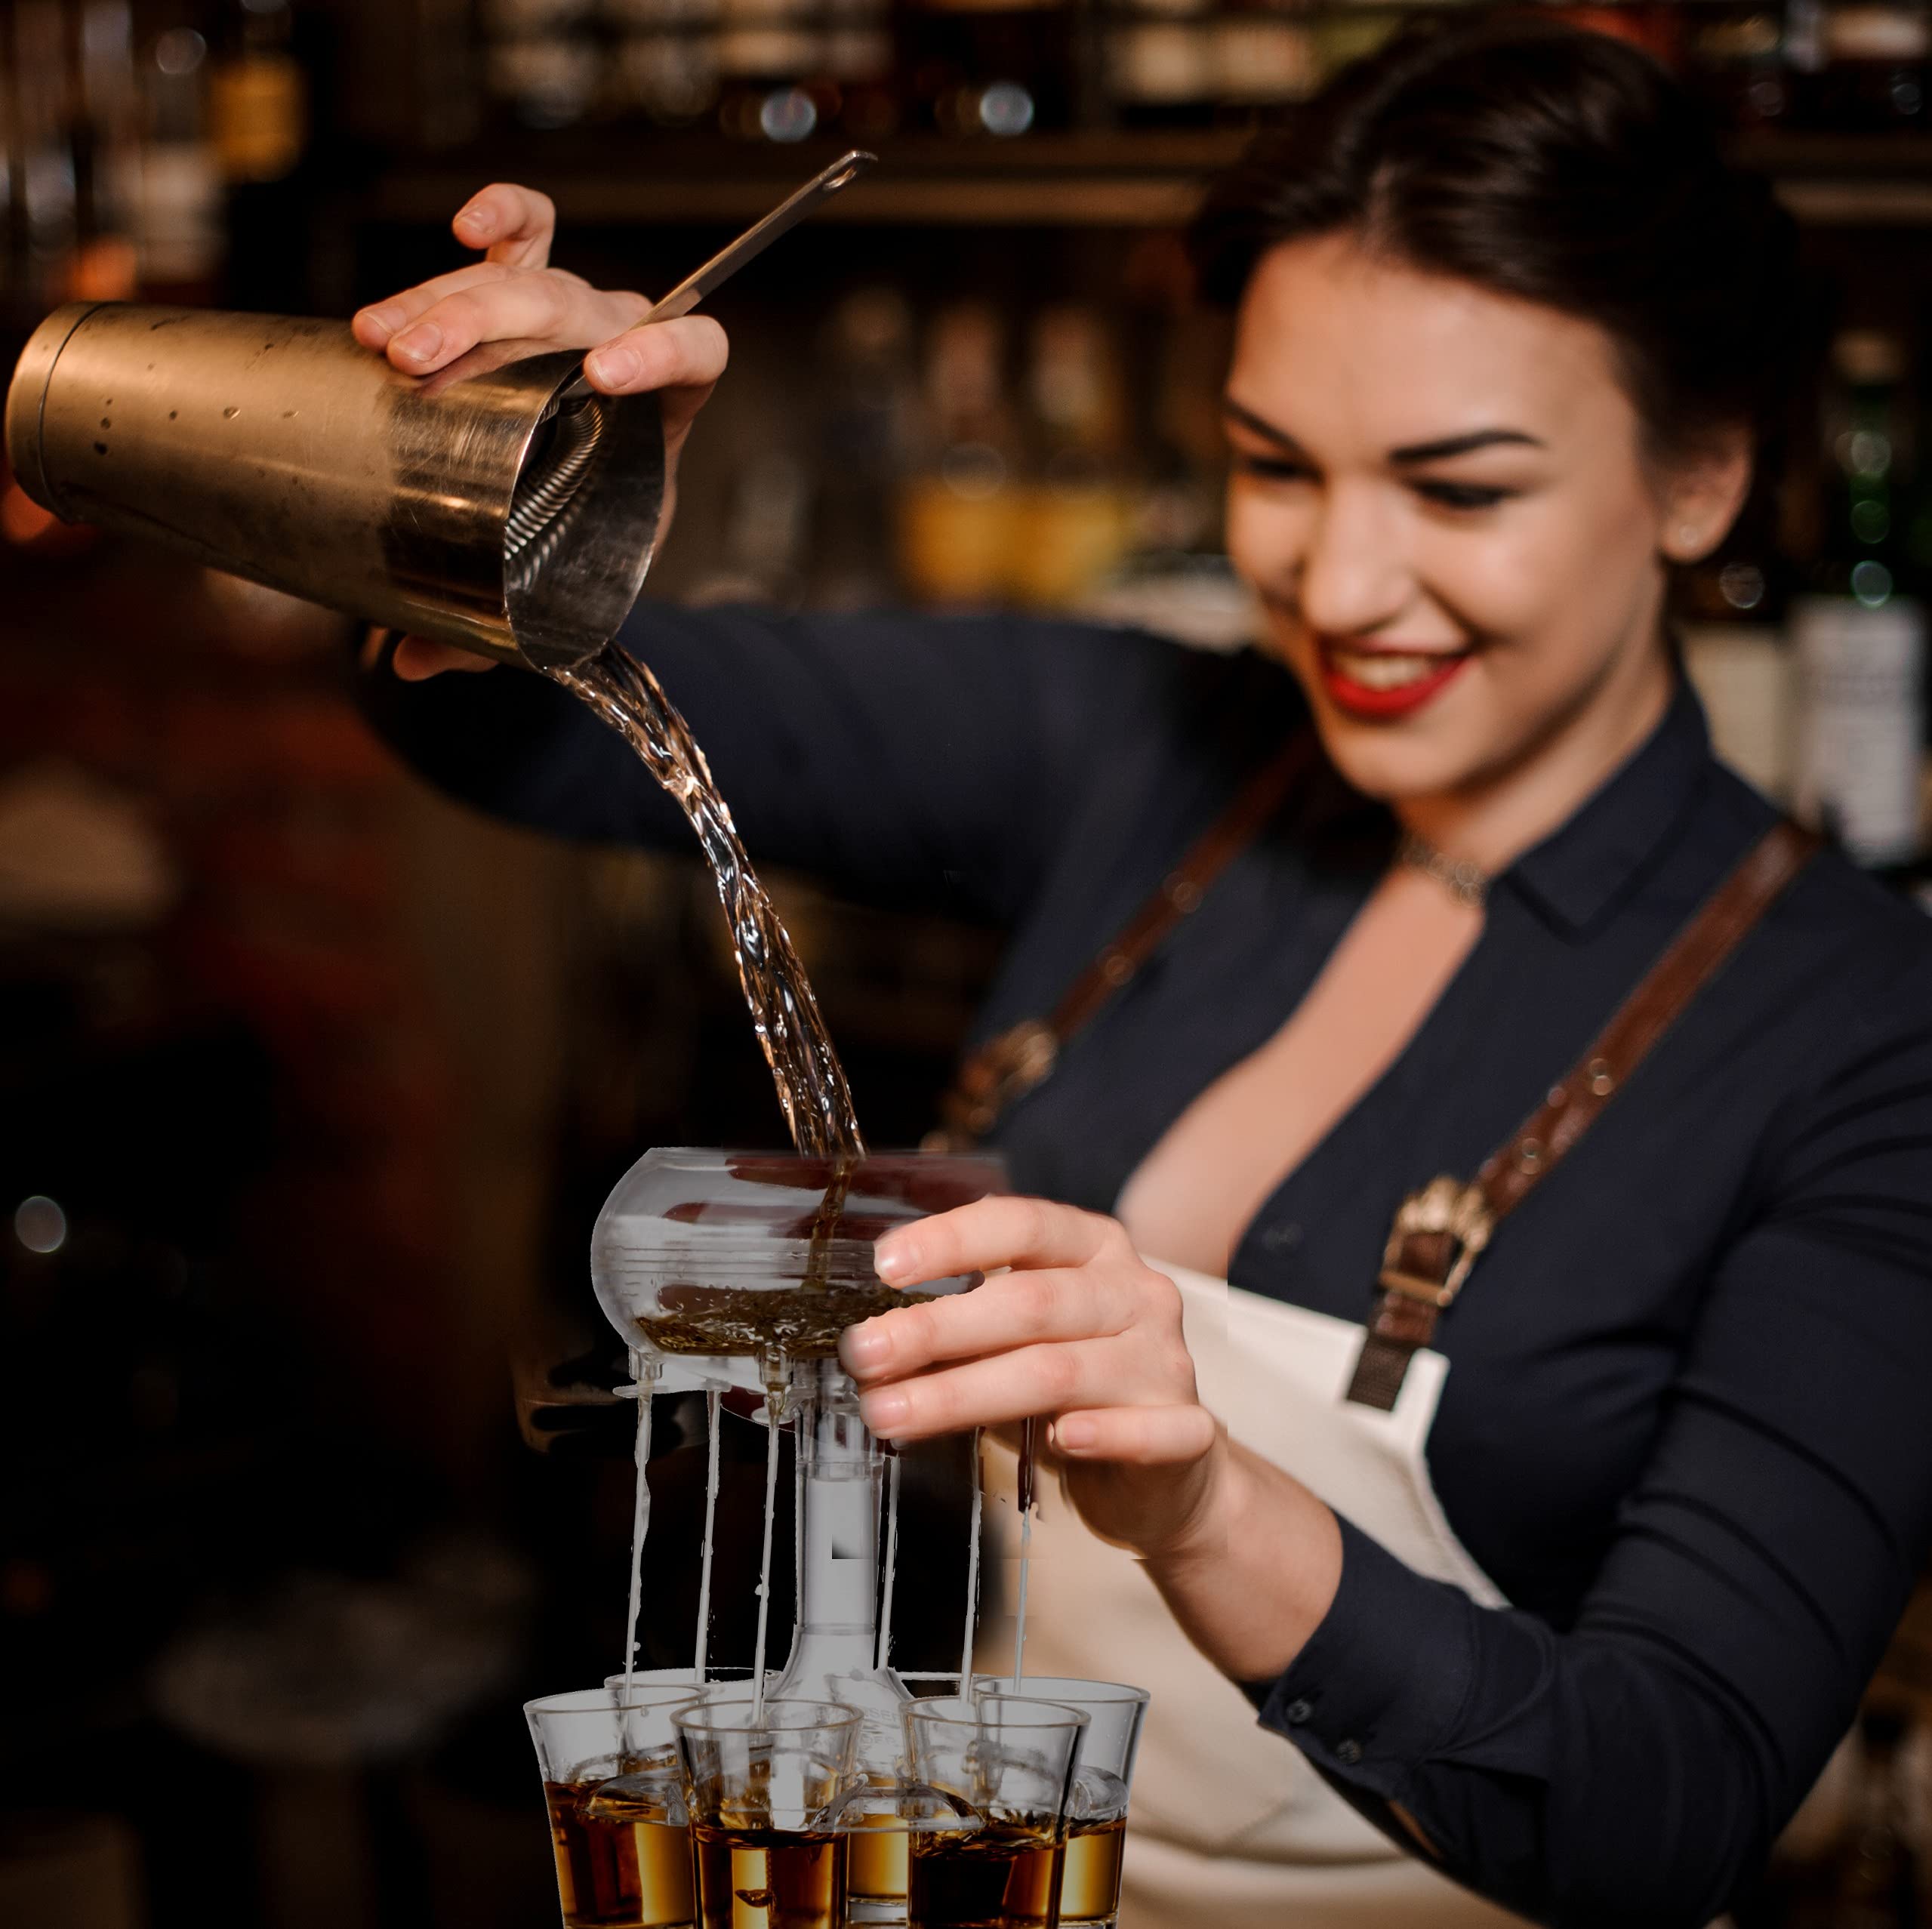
[5,0,79,319]
[900,0,1079,137]
[1807,2,1929,126]
[210,0,307,186]
[0,0,144,316]
[1689,7,1801,125]
[1102,0,1215,127]
[65,0,143,304]
[809,285,920,606]
[483,0,600,127]
[1009,303,1132,606]
[1105,1,1319,128]
[1791,329,1928,866]
[715,0,825,140]
[824,0,898,142]
[132,17,223,301]
[212,0,314,309]
[606,0,724,133]
[896,300,1024,601]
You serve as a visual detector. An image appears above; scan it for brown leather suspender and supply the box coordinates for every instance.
[929,733,1319,1150]
[932,744,1823,1410]
[1344,815,1822,1408]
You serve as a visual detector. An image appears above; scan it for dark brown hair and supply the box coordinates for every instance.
[1190,14,1798,464]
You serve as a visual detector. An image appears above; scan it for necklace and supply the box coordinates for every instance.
[1396,829,1489,909]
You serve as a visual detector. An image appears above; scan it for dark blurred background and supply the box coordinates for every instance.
[5,2,1932,1924]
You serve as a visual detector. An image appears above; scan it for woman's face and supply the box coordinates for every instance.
[1223,232,1727,808]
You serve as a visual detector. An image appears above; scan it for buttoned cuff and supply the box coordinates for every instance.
[1243,1515,1481,1802]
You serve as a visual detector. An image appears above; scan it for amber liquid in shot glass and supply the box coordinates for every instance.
[848,1828,911,1908]
[689,1823,848,1929]
[1055,1815,1126,1927]
[907,1817,1065,1929]
[545,1775,697,1929]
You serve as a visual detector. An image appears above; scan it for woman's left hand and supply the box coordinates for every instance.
[837,1196,1228,1561]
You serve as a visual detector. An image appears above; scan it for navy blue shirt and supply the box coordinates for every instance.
[363,605,1932,1928]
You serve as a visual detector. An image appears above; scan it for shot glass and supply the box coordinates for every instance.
[971,1677,1148,1929]
[901,1695,1089,1929]
[526,1684,706,1929]
[673,1697,863,1929]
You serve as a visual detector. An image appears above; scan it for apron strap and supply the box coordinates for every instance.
[927,733,1318,1149]
[1345,817,1824,1410]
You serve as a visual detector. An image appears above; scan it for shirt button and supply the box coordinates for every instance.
[1335,1739,1363,1766]
[1262,1222,1302,1252]
[1283,1698,1313,1725]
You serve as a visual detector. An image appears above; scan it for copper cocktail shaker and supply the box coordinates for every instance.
[5,300,665,670]
[5,156,877,672]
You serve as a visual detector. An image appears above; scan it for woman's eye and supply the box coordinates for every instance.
[1234,454,1314,483]
[1413,480,1514,511]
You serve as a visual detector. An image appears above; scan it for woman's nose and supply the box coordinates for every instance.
[1294,487,1410,638]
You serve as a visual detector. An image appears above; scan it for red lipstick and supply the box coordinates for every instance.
[1317,646,1471,720]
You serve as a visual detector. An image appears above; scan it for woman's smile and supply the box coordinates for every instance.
[1315,639,1475,716]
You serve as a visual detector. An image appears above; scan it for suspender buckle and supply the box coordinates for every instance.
[1348,1179,1495,1411]
[1376,1176,1495,1308]
[940,1018,1061,1144]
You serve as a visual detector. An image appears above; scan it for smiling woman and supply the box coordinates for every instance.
[1217,238,1701,840]
[360,14,1932,1929]
[1194,17,1792,846]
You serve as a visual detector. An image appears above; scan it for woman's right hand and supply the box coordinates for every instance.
[838,1195,1344,1685]
[353,181,729,681]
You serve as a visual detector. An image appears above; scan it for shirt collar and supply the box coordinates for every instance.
[1499,678,1715,938]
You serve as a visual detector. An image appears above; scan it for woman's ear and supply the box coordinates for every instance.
[1659,426,1755,564]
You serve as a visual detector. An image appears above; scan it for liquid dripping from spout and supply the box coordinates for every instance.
[1010,1416,1037,1690]
[621,1359,655,1694]
[876,1449,902,1672]
[694,1387,722,1681]
[1011,1508,1033,1692]
[794,1389,809,1608]
[751,1389,784,1724]
[960,1430,983,1690]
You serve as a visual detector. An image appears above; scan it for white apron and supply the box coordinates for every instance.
[977,1262,1534,1929]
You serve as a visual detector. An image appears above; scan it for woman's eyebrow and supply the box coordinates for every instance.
[1388,428,1545,463]
[1222,400,1546,465]
[1222,397,1304,449]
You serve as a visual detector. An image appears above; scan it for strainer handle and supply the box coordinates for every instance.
[554,150,877,406]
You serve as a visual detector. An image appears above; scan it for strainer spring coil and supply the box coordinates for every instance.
[504,392,606,594]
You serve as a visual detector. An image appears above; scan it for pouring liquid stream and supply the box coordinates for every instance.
[551,644,869,1698]
[550,646,865,1161]
[553,645,1012,1742]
